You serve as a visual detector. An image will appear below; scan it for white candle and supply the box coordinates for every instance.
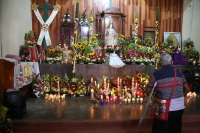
[132,98,135,103]
[187,92,190,98]
[124,98,127,104]
[117,77,119,88]
[97,84,99,89]
[128,98,131,103]
[140,98,143,103]
[137,98,140,103]
[45,94,49,99]
[91,89,94,99]
[193,92,196,98]
[57,81,60,88]
[91,76,93,83]
[107,83,110,90]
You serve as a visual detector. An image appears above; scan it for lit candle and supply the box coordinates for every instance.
[49,94,52,100]
[132,97,135,103]
[45,94,49,99]
[97,84,99,89]
[187,92,190,98]
[137,98,140,103]
[128,98,131,104]
[140,98,143,103]
[124,98,128,104]
[193,92,196,98]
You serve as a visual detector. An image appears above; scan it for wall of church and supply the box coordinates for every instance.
[1,0,32,57]
[182,0,200,52]
[32,0,183,48]
[0,0,199,58]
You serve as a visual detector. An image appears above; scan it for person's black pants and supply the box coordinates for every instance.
[152,109,184,133]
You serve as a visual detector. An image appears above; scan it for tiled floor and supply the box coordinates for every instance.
[13,93,200,122]
[11,93,200,133]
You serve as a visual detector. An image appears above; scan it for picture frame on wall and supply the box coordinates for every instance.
[164,32,181,48]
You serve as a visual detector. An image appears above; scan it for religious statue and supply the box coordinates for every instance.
[105,19,119,47]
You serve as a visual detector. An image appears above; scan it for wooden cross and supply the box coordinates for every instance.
[38,1,53,50]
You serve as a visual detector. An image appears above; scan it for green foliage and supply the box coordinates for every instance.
[183,38,194,47]
[156,7,159,21]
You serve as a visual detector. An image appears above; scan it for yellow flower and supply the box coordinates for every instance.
[80,45,85,50]
[78,42,82,46]
[53,76,58,81]
[93,40,97,44]
[46,74,49,80]
[147,48,153,53]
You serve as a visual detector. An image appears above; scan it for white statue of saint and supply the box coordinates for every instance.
[104,19,125,68]
[105,19,119,47]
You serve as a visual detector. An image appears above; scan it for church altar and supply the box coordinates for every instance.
[39,64,155,82]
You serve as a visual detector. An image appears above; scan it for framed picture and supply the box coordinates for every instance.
[164,32,181,48]
[144,27,156,43]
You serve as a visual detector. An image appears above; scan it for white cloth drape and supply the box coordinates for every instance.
[109,53,125,68]
[33,9,58,46]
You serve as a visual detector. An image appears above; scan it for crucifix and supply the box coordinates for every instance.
[31,0,61,50]
[37,0,53,50]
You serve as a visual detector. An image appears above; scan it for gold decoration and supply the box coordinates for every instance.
[31,2,38,11]
[53,3,61,11]
[41,24,49,31]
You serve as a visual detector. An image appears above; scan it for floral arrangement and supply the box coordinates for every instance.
[123,75,132,89]
[46,46,63,63]
[19,45,31,61]
[32,74,51,97]
[183,38,194,47]
[161,37,177,54]
[24,30,37,46]
[143,34,154,47]
[73,34,104,64]
[182,38,199,64]
[0,104,16,132]
[76,77,87,95]
[60,74,69,94]
[51,75,60,93]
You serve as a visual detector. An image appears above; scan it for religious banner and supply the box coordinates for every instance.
[31,2,61,48]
